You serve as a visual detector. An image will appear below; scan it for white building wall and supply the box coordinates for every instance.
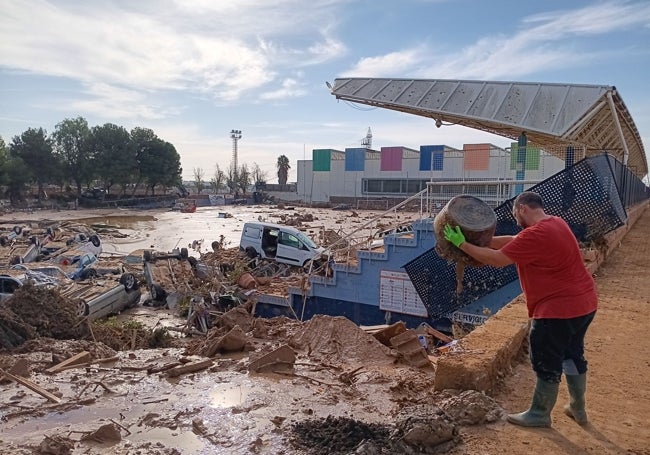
[298,145,569,204]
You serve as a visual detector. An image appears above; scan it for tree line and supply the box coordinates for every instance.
[0,116,182,204]
[0,115,294,205]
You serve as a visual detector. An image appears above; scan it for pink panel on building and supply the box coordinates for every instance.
[463,143,490,170]
[380,147,403,171]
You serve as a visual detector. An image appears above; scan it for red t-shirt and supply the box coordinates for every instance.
[501,216,597,319]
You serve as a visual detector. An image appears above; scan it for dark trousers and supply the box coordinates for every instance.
[529,311,596,383]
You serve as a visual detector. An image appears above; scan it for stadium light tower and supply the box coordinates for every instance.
[230,129,242,183]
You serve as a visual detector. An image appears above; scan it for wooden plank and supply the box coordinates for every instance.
[166,359,213,378]
[54,355,119,373]
[0,369,62,403]
[46,351,92,374]
[423,326,454,344]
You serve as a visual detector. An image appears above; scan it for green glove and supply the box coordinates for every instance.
[444,224,465,248]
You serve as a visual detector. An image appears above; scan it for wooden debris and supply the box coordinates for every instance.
[0,359,31,384]
[46,351,92,374]
[365,321,407,347]
[54,355,119,373]
[0,368,61,403]
[202,325,248,357]
[389,330,433,369]
[147,361,182,375]
[248,345,296,373]
[166,359,213,377]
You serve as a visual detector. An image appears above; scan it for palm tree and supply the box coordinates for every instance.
[276,155,290,185]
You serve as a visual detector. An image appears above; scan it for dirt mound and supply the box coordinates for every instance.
[0,284,87,349]
[289,315,394,365]
[437,390,503,425]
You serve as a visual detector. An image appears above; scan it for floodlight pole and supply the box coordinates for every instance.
[230,129,242,189]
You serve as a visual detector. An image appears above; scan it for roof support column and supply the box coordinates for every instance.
[606,91,630,165]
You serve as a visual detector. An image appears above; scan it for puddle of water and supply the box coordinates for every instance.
[127,426,205,453]
[210,384,250,408]
[73,215,156,229]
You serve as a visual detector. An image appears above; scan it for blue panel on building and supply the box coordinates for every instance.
[345,148,366,171]
[420,145,444,171]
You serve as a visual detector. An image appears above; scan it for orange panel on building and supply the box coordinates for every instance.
[463,144,490,170]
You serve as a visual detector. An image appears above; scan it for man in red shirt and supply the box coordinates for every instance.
[444,191,597,428]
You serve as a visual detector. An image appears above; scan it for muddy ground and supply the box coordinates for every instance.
[0,204,648,454]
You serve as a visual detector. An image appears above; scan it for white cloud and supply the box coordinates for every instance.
[259,78,307,100]
[343,1,650,80]
[343,48,422,78]
[0,0,347,121]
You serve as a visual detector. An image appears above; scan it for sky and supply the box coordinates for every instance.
[1,0,650,184]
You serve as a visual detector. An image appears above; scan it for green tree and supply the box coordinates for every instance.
[52,117,93,195]
[0,136,9,186]
[90,123,135,195]
[9,127,60,201]
[130,127,159,195]
[276,154,290,185]
[138,138,182,196]
[5,157,31,205]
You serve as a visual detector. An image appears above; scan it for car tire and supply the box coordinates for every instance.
[245,246,258,259]
[0,236,7,247]
[180,248,188,260]
[76,300,89,318]
[90,234,101,247]
[13,226,22,235]
[143,250,153,262]
[188,256,198,268]
[81,268,98,280]
[120,273,137,291]
[151,284,166,302]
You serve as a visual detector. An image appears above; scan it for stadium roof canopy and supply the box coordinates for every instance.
[329,78,647,178]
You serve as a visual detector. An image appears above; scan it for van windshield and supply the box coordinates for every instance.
[295,231,317,249]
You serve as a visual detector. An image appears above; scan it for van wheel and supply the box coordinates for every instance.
[188,256,198,268]
[180,248,188,260]
[90,234,101,247]
[120,273,137,291]
[151,284,166,302]
[245,246,258,258]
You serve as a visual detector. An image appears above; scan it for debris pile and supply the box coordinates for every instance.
[0,284,87,349]
[289,315,395,365]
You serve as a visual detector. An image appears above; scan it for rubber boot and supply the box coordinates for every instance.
[507,377,559,428]
[564,373,588,425]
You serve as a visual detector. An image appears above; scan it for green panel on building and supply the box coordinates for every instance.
[313,149,331,171]
[510,143,541,170]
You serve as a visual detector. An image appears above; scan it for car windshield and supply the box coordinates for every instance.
[295,231,317,249]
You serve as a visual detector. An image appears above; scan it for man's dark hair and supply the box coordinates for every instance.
[514,191,544,209]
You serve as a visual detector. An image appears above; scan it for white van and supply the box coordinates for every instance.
[239,222,325,267]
